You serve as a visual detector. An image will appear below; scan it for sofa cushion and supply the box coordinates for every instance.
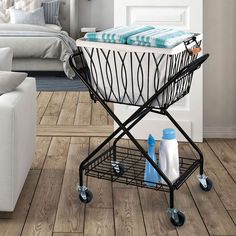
[0,77,36,211]
[0,71,27,94]
[0,47,13,71]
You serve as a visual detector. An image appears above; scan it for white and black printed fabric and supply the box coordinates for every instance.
[41,0,60,25]
[0,0,14,23]
[14,0,39,11]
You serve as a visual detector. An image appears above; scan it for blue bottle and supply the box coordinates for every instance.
[144,134,160,186]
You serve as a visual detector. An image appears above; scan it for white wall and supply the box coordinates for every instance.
[78,0,236,138]
[203,0,236,138]
[77,0,114,34]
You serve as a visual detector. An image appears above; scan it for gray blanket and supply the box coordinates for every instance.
[0,24,77,78]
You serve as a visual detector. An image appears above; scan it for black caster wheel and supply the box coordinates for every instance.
[200,178,213,191]
[79,189,93,203]
[170,211,185,227]
[113,164,124,177]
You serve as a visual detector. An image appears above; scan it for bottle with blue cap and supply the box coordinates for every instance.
[159,128,179,184]
[144,134,160,186]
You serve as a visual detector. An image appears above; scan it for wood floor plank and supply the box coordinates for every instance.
[112,139,136,189]
[0,170,40,236]
[187,173,236,235]
[173,184,209,236]
[182,141,236,211]
[192,142,236,210]
[84,208,114,236]
[71,137,90,144]
[179,143,236,235]
[225,139,236,153]
[74,102,92,126]
[53,233,83,236]
[206,138,236,181]
[147,233,177,236]
[133,133,173,236]
[107,102,114,126]
[57,92,79,125]
[31,136,52,170]
[21,137,70,236]
[44,92,67,117]
[40,116,59,125]
[128,139,147,150]
[80,76,107,194]
[37,125,113,137]
[86,137,113,208]
[228,210,236,225]
[131,140,205,235]
[139,188,177,236]
[37,92,53,124]
[91,102,108,126]
[113,188,146,236]
[79,92,90,103]
[41,92,66,125]
[54,138,89,233]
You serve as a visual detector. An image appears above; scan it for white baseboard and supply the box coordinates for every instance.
[203,126,236,138]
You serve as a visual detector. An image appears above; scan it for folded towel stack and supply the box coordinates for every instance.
[84,25,155,44]
[127,28,194,48]
[84,26,195,49]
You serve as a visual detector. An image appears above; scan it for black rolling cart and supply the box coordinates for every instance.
[69,34,213,227]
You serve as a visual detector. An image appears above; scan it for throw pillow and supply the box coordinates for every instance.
[41,0,60,26]
[0,47,13,71]
[10,7,45,25]
[0,71,27,95]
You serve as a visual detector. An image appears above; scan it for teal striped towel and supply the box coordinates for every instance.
[84,25,155,44]
[127,28,194,48]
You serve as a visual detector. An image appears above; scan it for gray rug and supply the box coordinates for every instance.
[35,75,88,91]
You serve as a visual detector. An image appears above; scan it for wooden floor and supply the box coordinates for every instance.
[0,91,236,236]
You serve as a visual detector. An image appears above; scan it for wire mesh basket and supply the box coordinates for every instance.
[76,34,202,109]
[83,145,200,192]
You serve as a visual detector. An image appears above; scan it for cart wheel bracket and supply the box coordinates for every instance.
[168,208,185,226]
[167,208,179,223]
[197,174,208,188]
[77,185,88,200]
[111,161,121,173]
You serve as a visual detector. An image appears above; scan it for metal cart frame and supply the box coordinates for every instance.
[69,36,212,227]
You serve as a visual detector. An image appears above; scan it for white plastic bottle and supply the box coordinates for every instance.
[159,128,179,184]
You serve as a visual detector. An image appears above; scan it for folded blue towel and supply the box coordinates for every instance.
[84,25,155,44]
[127,28,194,48]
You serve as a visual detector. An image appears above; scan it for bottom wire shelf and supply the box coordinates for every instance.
[83,146,200,192]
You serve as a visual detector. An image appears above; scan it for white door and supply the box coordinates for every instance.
[114,0,203,142]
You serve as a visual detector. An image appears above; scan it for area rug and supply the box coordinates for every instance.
[35,75,88,91]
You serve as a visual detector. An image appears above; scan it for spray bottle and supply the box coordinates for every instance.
[144,134,160,186]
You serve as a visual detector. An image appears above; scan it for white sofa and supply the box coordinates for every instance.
[0,51,36,211]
